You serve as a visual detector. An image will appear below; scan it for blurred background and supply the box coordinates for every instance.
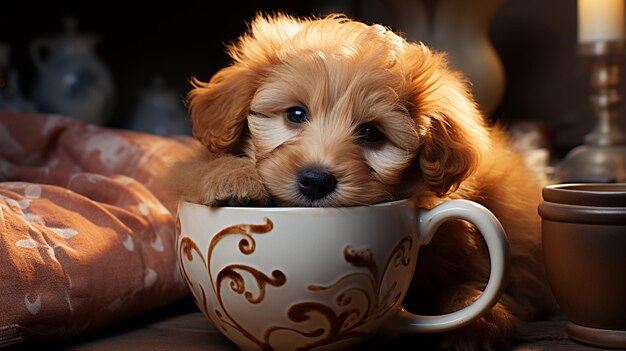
[0,0,616,166]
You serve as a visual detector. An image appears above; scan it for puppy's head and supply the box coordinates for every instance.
[188,12,490,206]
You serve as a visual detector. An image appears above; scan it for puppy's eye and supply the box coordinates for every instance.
[357,124,384,144]
[285,106,309,124]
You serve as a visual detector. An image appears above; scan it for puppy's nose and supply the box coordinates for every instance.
[297,167,337,201]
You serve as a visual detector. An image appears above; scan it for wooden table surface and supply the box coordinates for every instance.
[14,299,611,351]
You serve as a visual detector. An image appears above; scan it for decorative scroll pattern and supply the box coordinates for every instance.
[177,216,413,351]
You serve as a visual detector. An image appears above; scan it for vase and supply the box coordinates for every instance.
[30,17,116,125]
[384,0,506,116]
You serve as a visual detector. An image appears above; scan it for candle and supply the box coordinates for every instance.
[578,0,626,43]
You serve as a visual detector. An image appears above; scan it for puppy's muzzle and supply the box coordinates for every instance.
[297,167,337,201]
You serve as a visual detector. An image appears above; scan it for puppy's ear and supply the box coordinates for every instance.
[187,12,307,153]
[187,67,257,153]
[411,50,490,197]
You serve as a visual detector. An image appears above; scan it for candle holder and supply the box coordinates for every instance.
[554,41,626,183]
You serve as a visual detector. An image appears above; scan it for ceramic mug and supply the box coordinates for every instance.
[539,183,626,349]
[176,198,509,351]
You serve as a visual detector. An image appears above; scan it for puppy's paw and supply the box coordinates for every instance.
[438,288,518,351]
[198,157,271,207]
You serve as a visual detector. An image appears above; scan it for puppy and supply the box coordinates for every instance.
[163,12,557,350]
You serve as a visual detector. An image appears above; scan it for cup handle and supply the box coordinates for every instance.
[379,199,510,339]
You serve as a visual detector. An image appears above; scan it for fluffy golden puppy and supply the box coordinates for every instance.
[164,12,556,350]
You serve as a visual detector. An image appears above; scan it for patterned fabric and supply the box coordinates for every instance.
[0,110,195,346]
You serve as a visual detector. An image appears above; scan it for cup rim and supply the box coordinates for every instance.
[542,183,626,207]
[179,197,413,213]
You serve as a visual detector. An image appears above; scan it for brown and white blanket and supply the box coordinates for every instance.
[0,110,196,346]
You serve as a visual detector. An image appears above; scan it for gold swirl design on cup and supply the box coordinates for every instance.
[216,265,286,304]
[178,218,284,350]
[178,215,414,351]
[262,235,414,350]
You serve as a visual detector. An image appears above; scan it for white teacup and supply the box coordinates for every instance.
[176,198,509,351]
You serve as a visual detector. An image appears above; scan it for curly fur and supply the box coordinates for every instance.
[162,12,557,350]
